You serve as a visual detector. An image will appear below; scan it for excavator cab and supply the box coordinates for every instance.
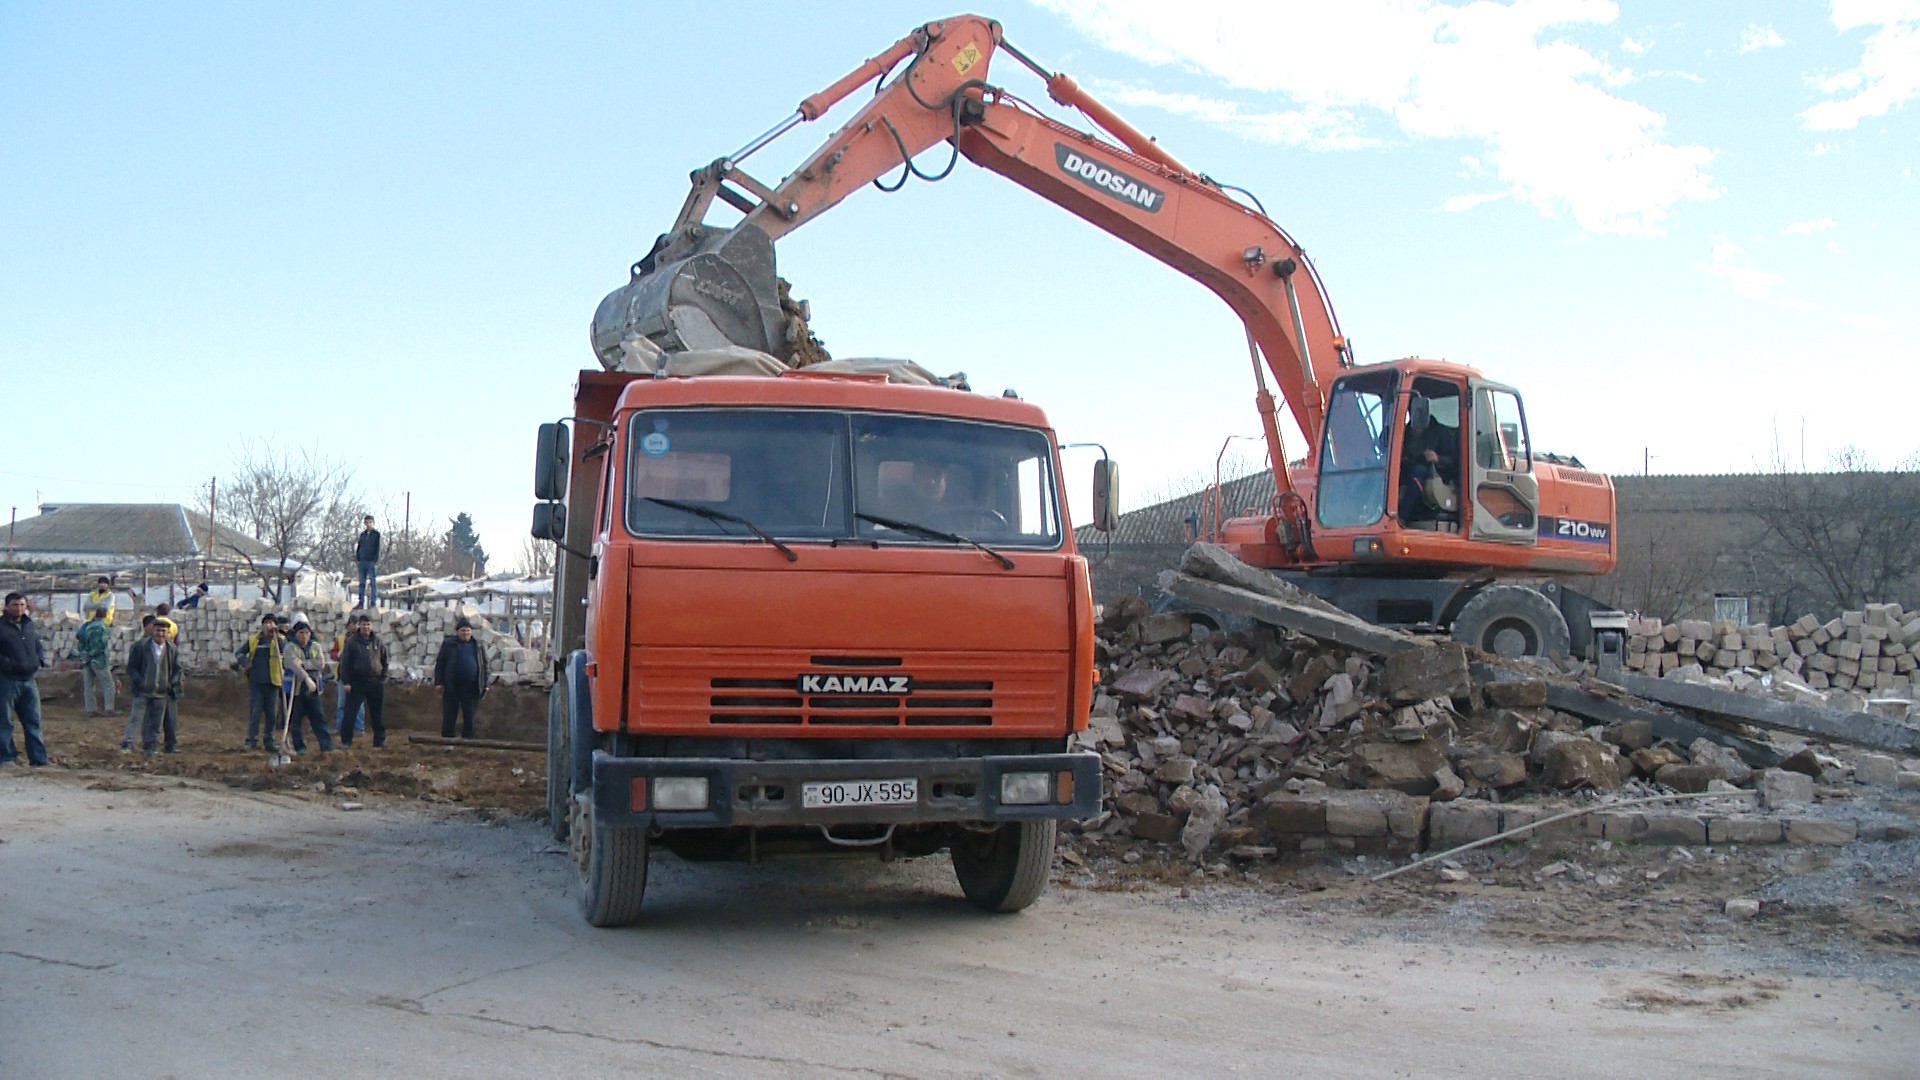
[1315,364,1540,551]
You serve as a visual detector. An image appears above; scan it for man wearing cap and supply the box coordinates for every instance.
[235,613,289,753]
[77,604,115,717]
[432,617,491,740]
[87,576,116,626]
[281,621,331,753]
[339,613,390,748]
[125,616,182,756]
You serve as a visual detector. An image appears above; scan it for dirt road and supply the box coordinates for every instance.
[2,771,1912,1079]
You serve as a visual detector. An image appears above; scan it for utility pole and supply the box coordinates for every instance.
[403,491,411,559]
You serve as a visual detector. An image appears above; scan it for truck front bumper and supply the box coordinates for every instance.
[590,749,1103,829]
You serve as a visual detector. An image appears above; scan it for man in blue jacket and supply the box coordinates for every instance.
[0,592,49,767]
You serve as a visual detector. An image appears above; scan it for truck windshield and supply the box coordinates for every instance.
[624,408,1063,549]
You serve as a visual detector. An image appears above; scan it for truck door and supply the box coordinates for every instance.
[1466,380,1539,544]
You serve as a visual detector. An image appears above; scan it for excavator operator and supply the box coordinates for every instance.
[1399,393,1461,526]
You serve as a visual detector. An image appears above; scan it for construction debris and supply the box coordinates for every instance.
[1622,604,1916,714]
[1075,547,1920,868]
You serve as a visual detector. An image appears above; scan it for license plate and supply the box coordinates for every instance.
[801,778,918,809]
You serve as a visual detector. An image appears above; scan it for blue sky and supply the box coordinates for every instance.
[3,1,1915,569]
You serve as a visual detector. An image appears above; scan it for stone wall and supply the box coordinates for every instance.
[35,598,550,687]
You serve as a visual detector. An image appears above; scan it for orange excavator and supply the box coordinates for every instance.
[594,13,1619,658]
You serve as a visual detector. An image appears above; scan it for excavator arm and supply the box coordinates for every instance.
[594,13,1352,480]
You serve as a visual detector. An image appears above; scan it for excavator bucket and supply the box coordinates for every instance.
[590,223,791,367]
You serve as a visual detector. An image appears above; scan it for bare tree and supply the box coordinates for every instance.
[1590,515,1718,620]
[1749,447,1920,611]
[200,445,358,603]
[518,536,555,579]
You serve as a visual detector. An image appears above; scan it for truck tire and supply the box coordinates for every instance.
[546,684,569,842]
[1452,585,1571,659]
[573,795,649,927]
[951,820,1057,913]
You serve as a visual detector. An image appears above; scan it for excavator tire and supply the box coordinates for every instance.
[1452,585,1571,659]
[951,820,1057,913]
[574,794,649,928]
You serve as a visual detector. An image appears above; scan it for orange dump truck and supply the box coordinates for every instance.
[532,365,1111,925]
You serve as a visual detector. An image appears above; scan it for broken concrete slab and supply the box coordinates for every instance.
[1610,670,1920,755]
[1384,644,1472,705]
[1474,661,1780,768]
[1161,568,1421,657]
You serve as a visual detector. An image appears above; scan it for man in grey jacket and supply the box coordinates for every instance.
[125,617,182,756]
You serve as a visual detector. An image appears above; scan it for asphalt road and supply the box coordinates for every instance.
[1,771,1911,1078]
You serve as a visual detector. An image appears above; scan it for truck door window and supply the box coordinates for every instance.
[854,415,1061,548]
[1317,371,1396,529]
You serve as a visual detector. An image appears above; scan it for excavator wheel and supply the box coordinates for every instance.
[951,820,1057,913]
[1451,585,1571,659]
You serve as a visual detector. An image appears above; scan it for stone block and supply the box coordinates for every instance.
[1709,816,1785,845]
[1110,667,1174,701]
[1854,753,1899,787]
[1602,719,1654,751]
[1326,790,1428,840]
[1255,793,1327,834]
[1785,819,1857,846]
[1131,812,1185,843]
[1656,763,1727,793]
[1459,753,1529,789]
[1758,769,1814,809]
[1427,800,1501,847]
[1384,644,1472,705]
[1597,811,1646,842]
[1137,613,1193,645]
[1482,680,1549,709]
[1349,740,1448,795]
[1544,739,1623,790]
[1637,812,1708,845]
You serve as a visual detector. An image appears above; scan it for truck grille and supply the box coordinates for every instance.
[630,647,1065,734]
[710,655,992,725]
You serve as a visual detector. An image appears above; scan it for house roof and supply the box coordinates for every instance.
[4,503,278,562]
[1075,472,1278,547]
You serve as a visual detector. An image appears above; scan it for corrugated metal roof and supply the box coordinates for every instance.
[5,503,275,561]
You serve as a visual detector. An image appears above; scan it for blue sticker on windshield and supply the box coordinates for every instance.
[641,432,670,457]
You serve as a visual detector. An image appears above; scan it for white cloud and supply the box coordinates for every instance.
[1441,192,1506,212]
[1842,312,1893,329]
[1825,240,1843,253]
[1738,24,1787,53]
[1802,2,1920,130]
[1697,240,1817,309]
[1783,217,1839,234]
[1621,35,1650,55]
[1030,0,1719,236]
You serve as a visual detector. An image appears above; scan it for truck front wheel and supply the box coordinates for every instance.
[951,820,1057,913]
[571,795,649,927]
[546,684,569,842]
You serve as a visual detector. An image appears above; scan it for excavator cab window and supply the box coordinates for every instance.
[1316,371,1397,529]
[1398,377,1464,529]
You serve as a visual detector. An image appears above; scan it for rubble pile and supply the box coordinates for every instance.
[1077,596,1919,864]
[35,598,549,687]
[1626,604,1917,711]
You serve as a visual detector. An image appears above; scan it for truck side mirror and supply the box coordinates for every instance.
[531,501,567,542]
[534,423,571,502]
[1091,459,1121,532]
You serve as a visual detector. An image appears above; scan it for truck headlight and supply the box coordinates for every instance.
[1000,772,1051,806]
[652,776,709,811]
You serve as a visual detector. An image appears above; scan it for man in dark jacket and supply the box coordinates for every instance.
[339,613,390,748]
[432,617,490,739]
[126,617,183,756]
[0,591,50,767]
[355,516,382,609]
[235,613,288,753]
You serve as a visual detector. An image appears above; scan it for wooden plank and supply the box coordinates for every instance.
[1472,661,1780,768]
[1161,572,1423,657]
[406,735,545,753]
[1612,671,1920,755]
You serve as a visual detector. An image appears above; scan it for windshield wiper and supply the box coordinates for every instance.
[855,512,1015,570]
[645,497,797,562]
